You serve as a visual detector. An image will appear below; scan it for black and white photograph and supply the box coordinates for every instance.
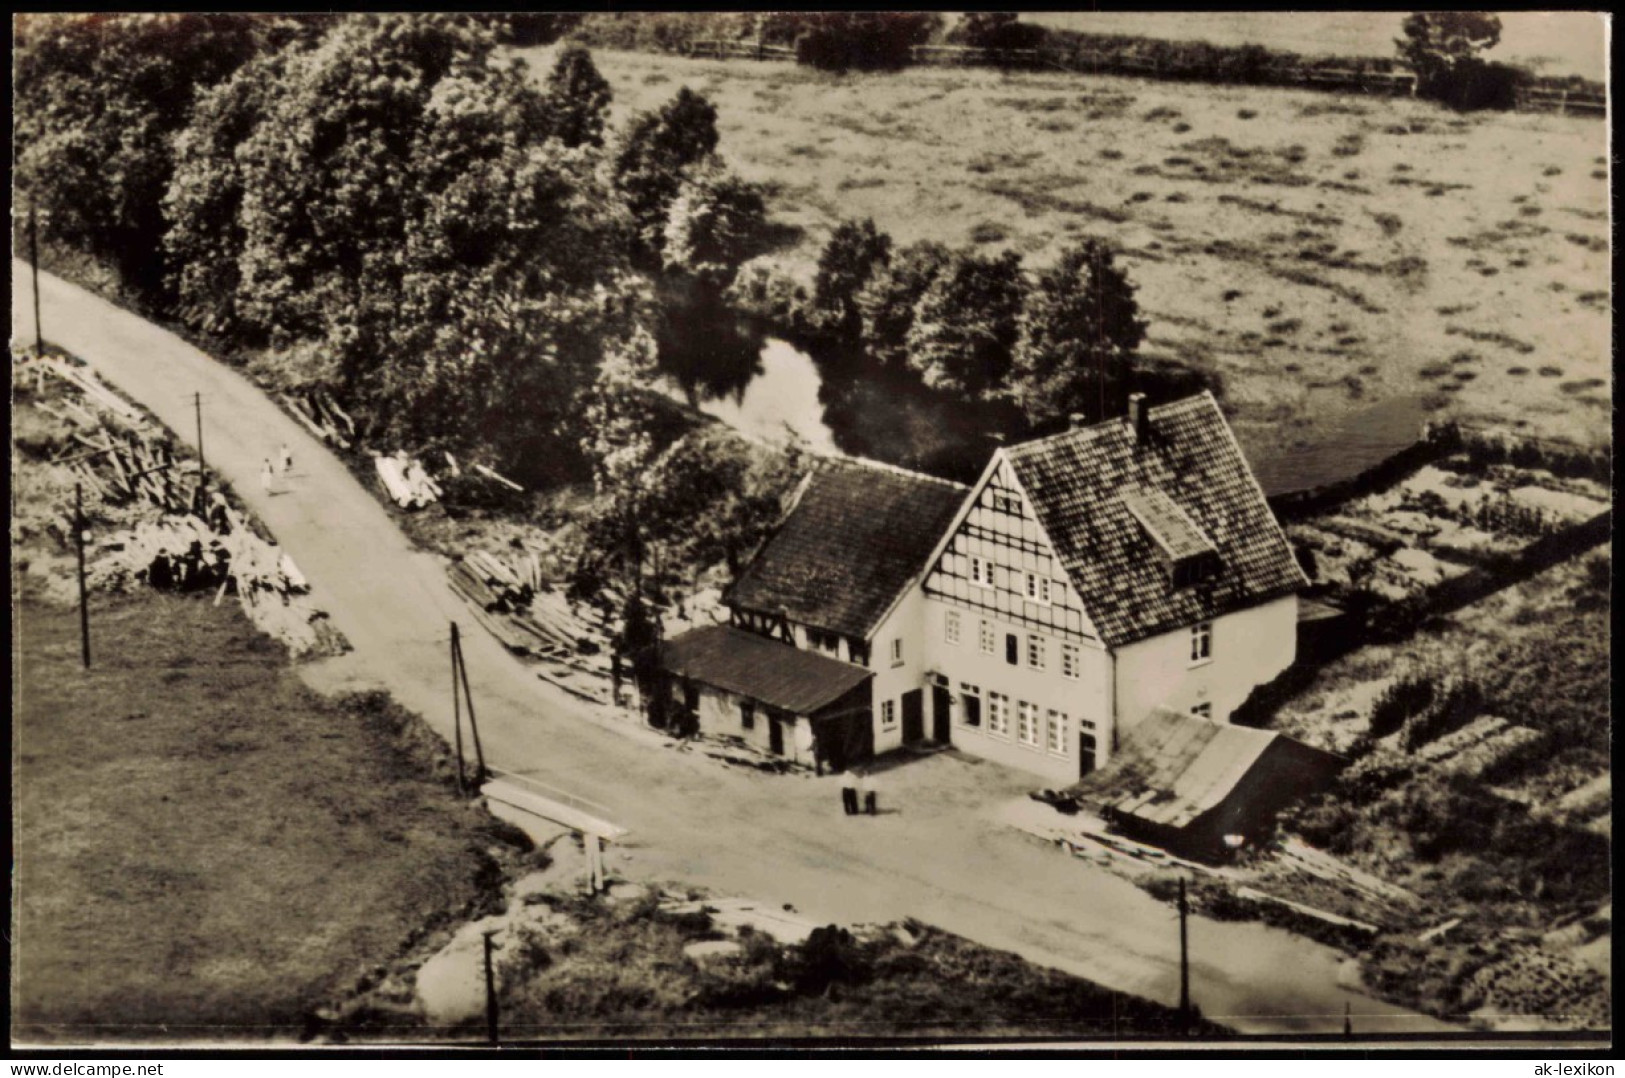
[10,10,1612,1053]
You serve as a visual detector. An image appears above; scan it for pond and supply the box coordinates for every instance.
[662,322,1426,496]
[661,317,1008,485]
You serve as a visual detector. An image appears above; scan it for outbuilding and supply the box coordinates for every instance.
[1065,707,1342,862]
[657,623,874,772]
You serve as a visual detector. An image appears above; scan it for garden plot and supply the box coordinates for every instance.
[1290,459,1609,601]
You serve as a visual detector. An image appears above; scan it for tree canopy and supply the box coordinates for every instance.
[811,218,893,341]
[613,87,722,265]
[1396,12,1514,108]
[542,44,612,148]
[14,14,321,299]
[163,15,647,475]
[905,249,1026,397]
[1009,240,1147,427]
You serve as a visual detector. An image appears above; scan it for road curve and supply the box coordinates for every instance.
[12,260,1458,1037]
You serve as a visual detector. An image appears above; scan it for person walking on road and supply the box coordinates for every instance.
[840,769,859,816]
[863,769,879,816]
[260,458,277,496]
[278,442,293,477]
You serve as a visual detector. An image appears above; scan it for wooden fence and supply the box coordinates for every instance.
[1516,87,1609,116]
[676,37,1600,117]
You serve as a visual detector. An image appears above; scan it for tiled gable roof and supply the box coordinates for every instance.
[660,624,872,716]
[1004,392,1306,647]
[727,458,969,640]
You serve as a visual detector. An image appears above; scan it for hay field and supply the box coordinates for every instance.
[520,45,1611,457]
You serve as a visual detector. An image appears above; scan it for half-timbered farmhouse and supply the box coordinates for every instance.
[657,391,1308,784]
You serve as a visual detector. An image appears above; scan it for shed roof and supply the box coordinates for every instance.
[1067,708,1280,829]
[1003,392,1307,647]
[659,623,872,716]
[727,458,968,640]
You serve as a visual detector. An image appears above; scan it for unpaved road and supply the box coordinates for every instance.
[12,261,1457,1036]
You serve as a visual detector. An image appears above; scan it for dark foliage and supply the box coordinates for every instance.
[613,87,721,265]
[811,219,893,343]
[786,13,942,72]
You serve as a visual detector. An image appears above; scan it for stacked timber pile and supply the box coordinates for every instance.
[90,513,345,658]
[281,386,355,449]
[447,549,598,659]
[375,453,441,509]
[26,353,147,426]
[445,549,615,703]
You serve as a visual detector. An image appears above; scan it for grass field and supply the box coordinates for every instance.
[516,45,1611,460]
[11,580,519,1042]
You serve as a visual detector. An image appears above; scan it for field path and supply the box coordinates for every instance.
[12,260,1457,1038]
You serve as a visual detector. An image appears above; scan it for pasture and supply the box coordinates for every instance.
[519,45,1612,459]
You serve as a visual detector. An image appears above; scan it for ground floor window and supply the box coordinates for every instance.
[987,692,1010,737]
[881,699,897,730]
[741,701,755,729]
[1017,700,1039,747]
[959,683,981,727]
[1046,709,1067,755]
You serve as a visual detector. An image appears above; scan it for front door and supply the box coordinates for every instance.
[768,715,785,755]
[932,685,952,743]
[1079,730,1098,779]
[901,689,924,744]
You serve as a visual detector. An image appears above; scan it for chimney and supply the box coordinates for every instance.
[1128,393,1149,443]
[1068,413,1087,431]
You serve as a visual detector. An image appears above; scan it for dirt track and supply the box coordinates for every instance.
[11,259,1458,1036]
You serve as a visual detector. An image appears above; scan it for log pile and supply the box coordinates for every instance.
[281,387,355,449]
[447,550,609,666]
[33,355,146,425]
[375,453,441,509]
[89,513,346,657]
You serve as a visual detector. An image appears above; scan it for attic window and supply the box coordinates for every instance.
[1119,487,1221,590]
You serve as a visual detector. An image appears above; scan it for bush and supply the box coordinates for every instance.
[1398,677,1484,750]
[1368,671,1437,739]
[778,925,871,995]
[790,13,941,72]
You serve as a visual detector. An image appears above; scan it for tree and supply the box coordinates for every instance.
[661,163,769,287]
[954,12,1044,51]
[167,14,649,477]
[905,249,1026,397]
[791,13,942,72]
[811,219,892,341]
[1396,12,1507,107]
[613,87,721,264]
[1009,239,1148,427]
[854,239,951,368]
[14,14,309,301]
[542,44,612,148]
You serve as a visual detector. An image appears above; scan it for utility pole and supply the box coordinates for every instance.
[455,625,487,785]
[452,621,466,796]
[482,929,500,1047]
[75,483,91,668]
[30,201,44,356]
[1177,876,1191,1034]
[193,392,206,499]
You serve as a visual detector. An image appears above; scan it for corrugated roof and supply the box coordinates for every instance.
[1004,392,1306,647]
[1068,708,1279,829]
[659,624,872,716]
[727,458,969,640]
